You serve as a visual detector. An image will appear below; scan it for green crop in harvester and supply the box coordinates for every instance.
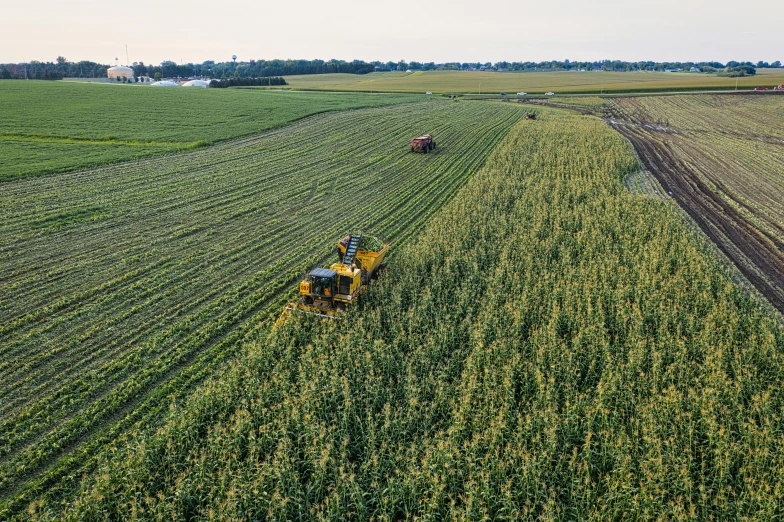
[358,235,385,252]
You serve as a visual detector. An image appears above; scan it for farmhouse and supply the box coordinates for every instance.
[107,65,134,80]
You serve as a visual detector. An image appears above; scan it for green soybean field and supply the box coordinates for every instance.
[0,99,525,516]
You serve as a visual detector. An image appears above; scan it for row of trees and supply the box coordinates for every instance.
[0,57,108,80]
[130,59,374,80]
[208,77,287,88]
[718,64,758,77]
[1,57,780,81]
[156,58,779,77]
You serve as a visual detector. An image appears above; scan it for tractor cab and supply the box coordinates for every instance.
[300,267,337,306]
[411,134,436,153]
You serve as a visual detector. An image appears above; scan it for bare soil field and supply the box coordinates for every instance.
[607,94,784,311]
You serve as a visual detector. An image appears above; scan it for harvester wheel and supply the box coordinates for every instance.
[423,145,428,154]
[432,141,436,149]
[301,295,313,305]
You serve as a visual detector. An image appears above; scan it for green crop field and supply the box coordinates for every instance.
[0,99,527,517]
[284,69,784,95]
[39,108,784,521]
[607,94,784,312]
[0,81,421,181]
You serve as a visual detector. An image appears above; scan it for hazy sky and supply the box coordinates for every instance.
[3,0,782,64]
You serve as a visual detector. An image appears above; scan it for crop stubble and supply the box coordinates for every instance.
[607,94,784,311]
[53,107,784,521]
[0,99,525,515]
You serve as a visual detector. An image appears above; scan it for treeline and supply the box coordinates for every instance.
[208,77,287,88]
[121,58,784,78]
[2,56,781,82]
[0,57,107,80]
[132,59,375,79]
[717,64,758,77]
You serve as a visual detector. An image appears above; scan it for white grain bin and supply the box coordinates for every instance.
[182,80,210,88]
[107,66,134,80]
[150,80,180,87]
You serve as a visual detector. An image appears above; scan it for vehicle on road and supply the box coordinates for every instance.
[426,91,432,95]
[545,92,555,96]
[517,92,527,96]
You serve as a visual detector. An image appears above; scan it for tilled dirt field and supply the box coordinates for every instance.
[607,94,784,312]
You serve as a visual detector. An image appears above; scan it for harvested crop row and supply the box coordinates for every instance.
[0,99,525,516]
[607,94,784,311]
[52,106,784,521]
[0,82,423,181]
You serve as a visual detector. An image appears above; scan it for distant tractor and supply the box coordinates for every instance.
[411,134,436,153]
[524,112,537,120]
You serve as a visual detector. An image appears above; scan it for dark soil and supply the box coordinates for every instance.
[613,124,784,313]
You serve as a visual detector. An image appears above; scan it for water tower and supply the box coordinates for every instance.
[232,55,237,64]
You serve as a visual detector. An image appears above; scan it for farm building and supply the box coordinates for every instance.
[107,66,134,80]
[150,80,179,87]
[182,80,210,88]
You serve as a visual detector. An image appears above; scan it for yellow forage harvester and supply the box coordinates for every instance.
[274,234,389,328]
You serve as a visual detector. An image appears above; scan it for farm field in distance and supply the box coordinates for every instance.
[0,81,421,180]
[607,94,784,312]
[0,99,526,517]
[52,108,784,521]
[283,69,784,94]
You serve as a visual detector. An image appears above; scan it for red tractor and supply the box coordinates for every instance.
[411,134,436,153]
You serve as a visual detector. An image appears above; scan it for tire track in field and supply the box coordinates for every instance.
[613,122,784,312]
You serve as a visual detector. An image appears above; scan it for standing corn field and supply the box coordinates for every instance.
[35,108,784,521]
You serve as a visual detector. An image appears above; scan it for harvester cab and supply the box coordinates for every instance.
[299,264,362,312]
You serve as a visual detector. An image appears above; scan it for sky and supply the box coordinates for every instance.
[3,0,782,65]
